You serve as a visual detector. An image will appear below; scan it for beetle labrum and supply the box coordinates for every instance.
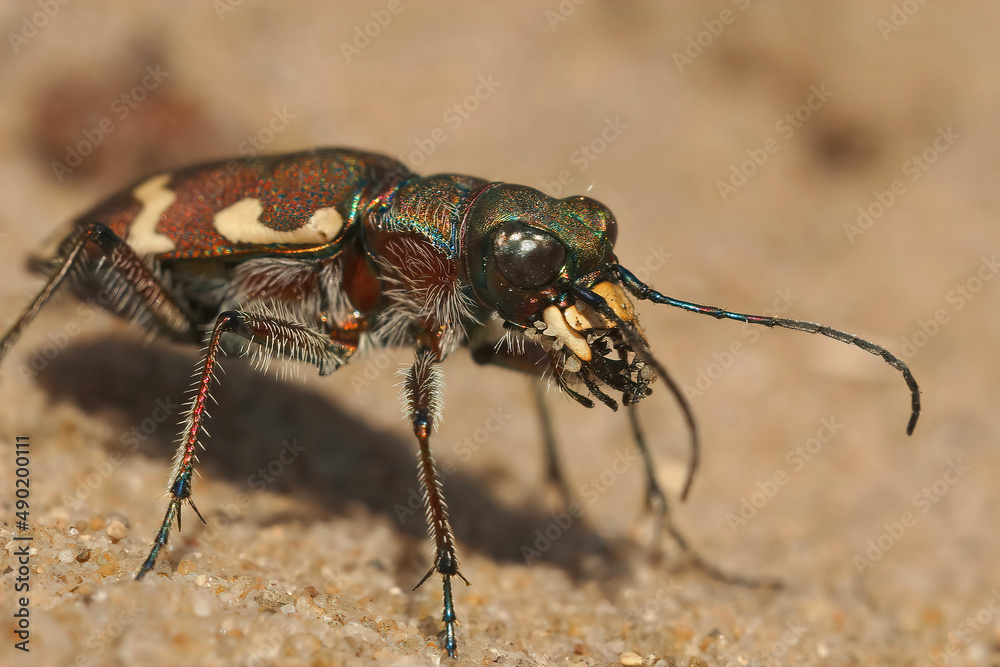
[0,148,920,657]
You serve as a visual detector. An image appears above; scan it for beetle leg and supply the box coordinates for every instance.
[402,348,469,658]
[0,222,195,362]
[471,335,780,588]
[532,381,576,509]
[627,405,782,589]
[471,338,585,507]
[469,337,577,503]
[135,307,345,579]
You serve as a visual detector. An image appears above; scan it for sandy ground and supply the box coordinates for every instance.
[0,2,997,666]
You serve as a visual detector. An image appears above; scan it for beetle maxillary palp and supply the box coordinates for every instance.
[570,282,702,500]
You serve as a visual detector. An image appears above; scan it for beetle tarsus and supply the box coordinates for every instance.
[136,497,182,580]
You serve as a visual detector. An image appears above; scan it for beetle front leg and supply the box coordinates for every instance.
[470,337,576,502]
[626,405,782,589]
[472,335,778,588]
[136,307,344,579]
[532,381,577,508]
[402,348,470,658]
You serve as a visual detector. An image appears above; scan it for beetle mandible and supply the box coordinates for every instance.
[0,147,921,657]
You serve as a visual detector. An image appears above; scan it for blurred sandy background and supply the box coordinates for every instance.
[0,2,997,666]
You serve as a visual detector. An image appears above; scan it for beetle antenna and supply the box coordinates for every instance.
[570,284,700,500]
[614,263,921,435]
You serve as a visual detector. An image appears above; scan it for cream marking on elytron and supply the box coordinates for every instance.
[214,199,343,245]
[128,174,178,255]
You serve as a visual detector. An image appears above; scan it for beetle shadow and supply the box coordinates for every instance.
[35,339,632,583]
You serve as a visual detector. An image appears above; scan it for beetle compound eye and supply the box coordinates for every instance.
[493,222,567,290]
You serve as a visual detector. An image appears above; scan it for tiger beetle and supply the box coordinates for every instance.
[0,147,920,657]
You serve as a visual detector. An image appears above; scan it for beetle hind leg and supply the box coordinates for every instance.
[0,222,196,363]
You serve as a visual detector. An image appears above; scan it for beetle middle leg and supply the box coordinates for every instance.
[401,347,470,658]
[135,306,346,579]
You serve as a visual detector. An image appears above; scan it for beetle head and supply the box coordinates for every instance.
[461,183,654,409]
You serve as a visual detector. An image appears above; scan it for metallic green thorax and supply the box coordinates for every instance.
[357,169,619,326]
[363,174,489,260]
